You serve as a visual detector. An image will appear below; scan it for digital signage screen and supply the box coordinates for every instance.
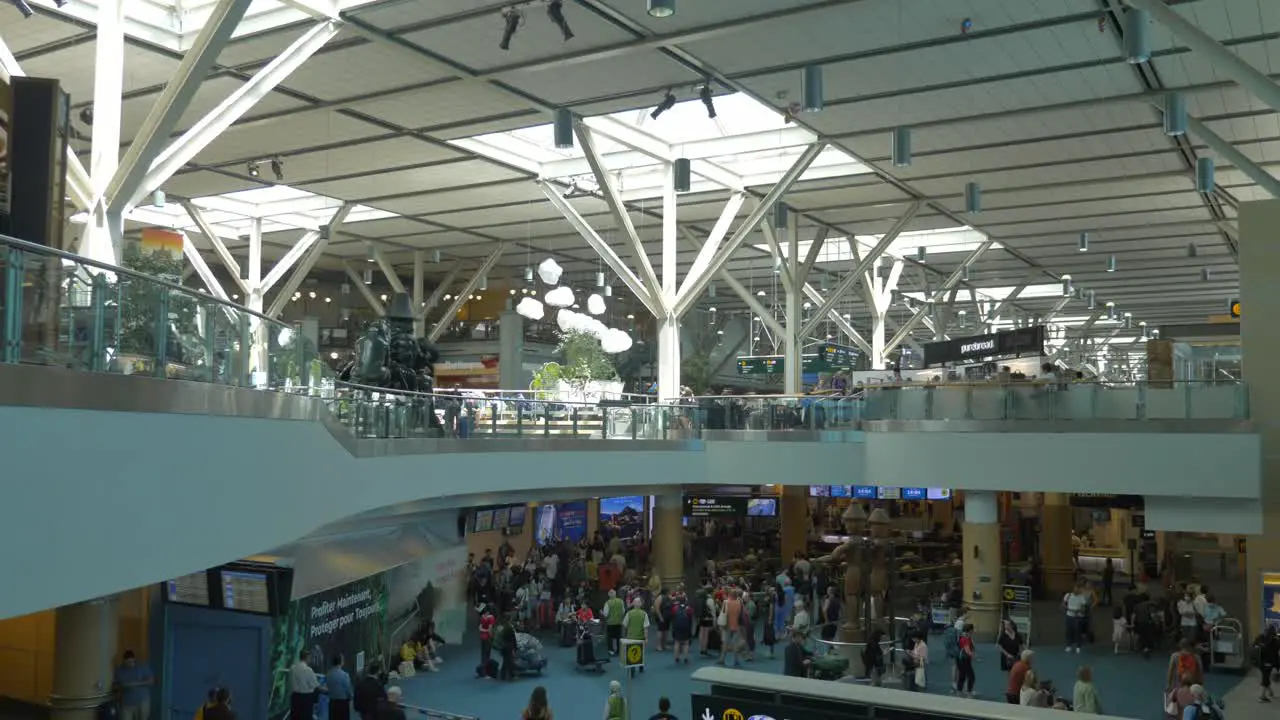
[901,487,927,501]
[683,495,748,517]
[746,498,778,517]
[829,485,851,498]
[809,485,830,497]
[165,572,211,607]
[508,504,527,529]
[927,488,952,500]
[852,486,877,499]
[599,495,644,541]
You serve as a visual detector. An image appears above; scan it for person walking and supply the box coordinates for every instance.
[522,687,552,720]
[115,650,155,720]
[1254,625,1280,702]
[478,605,497,677]
[325,655,353,720]
[718,589,743,667]
[603,590,626,656]
[955,624,977,698]
[602,680,627,720]
[670,592,693,664]
[287,651,320,720]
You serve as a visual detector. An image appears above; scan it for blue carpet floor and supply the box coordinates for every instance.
[399,635,1245,720]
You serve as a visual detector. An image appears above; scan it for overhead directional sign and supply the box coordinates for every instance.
[1230,299,1241,318]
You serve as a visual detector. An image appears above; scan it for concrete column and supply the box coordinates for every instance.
[1241,198,1280,640]
[50,597,120,720]
[1041,493,1076,595]
[962,491,1003,637]
[781,485,808,560]
[498,309,525,391]
[651,492,684,589]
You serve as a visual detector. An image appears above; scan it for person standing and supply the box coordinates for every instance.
[353,662,386,720]
[602,590,626,656]
[1073,665,1103,713]
[478,605,497,676]
[622,599,650,675]
[602,680,627,720]
[670,593,693,665]
[718,590,743,667]
[1006,650,1033,704]
[1254,625,1280,702]
[1063,583,1091,653]
[288,651,320,720]
[955,624,977,698]
[202,689,235,720]
[522,686,553,720]
[374,688,406,720]
[114,650,155,720]
[998,619,1024,671]
[648,697,677,720]
[325,655,353,720]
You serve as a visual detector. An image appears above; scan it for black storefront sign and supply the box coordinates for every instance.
[683,495,749,518]
[692,693,849,720]
[1069,494,1144,510]
[922,326,1046,368]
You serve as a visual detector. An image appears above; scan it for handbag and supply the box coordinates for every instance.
[914,666,926,689]
[1163,692,1179,716]
[717,609,728,627]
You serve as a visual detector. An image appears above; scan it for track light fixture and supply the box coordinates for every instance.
[270,156,284,182]
[699,83,716,119]
[247,160,260,178]
[499,6,523,51]
[52,0,65,5]
[8,0,33,18]
[651,89,677,120]
[547,0,573,42]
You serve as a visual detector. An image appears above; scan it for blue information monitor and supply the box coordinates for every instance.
[901,487,927,500]
[852,486,877,499]
[830,485,851,498]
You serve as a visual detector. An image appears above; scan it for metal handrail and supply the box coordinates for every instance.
[0,232,284,327]
[683,379,1245,401]
[334,381,659,410]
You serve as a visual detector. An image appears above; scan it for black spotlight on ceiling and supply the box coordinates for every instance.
[8,0,34,18]
[247,160,261,178]
[79,106,94,126]
[52,0,66,6]
[699,82,716,119]
[499,6,523,51]
[650,89,676,120]
[547,0,573,42]
[270,156,284,182]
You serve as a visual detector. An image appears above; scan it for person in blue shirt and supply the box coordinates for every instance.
[325,655,353,720]
[114,650,154,720]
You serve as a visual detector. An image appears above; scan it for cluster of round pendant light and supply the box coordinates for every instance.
[515,258,633,354]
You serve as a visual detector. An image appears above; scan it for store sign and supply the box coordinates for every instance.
[737,346,860,375]
[1230,299,1241,318]
[737,355,782,375]
[813,343,859,369]
[922,326,1046,367]
[1069,494,1144,510]
[683,495,748,517]
[1263,573,1280,630]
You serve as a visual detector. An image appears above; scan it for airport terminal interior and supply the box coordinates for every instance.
[3,2,1280,720]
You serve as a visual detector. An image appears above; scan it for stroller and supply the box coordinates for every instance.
[575,618,609,673]
[513,632,548,675]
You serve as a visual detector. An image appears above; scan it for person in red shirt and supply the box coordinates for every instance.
[478,606,496,678]
[575,605,594,623]
[1006,650,1033,704]
[956,624,977,697]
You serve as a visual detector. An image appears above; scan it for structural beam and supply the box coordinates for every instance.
[674,142,826,317]
[107,0,254,215]
[266,203,352,318]
[1127,0,1280,115]
[181,234,231,304]
[759,220,793,293]
[371,245,407,294]
[801,283,872,356]
[717,273,786,340]
[876,259,905,313]
[182,201,249,295]
[1040,295,1074,325]
[797,226,829,287]
[343,262,386,316]
[135,20,341,209]
[427,245,505,343]
[412,251,426,335]
[798,200,922,340]
[419,267,461,320]
[574,123,663,305]
[260,231,320,295]
[677,191,746,300]
[1186,115,1280,198]
[537,180,663,318]
[884,238,994,354]
[583,116,744,190]
[986,270,1039,324]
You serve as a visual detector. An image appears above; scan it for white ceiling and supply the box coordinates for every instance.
[5,0,1271,341]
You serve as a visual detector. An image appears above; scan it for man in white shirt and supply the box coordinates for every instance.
[543,553,559,584]
[1178,589,1200,641]
[1063,587,1091,653]
[289,650,320,720]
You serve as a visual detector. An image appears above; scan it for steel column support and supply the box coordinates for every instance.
[108,0,254,215]
[260,231,320,294]
[182,201,249,295]
[246,218,263,312]
[343,262,386,316]
[136,21,341,208]
[657,162,680,402]
[418,267,461,321]
[537,180,663,318]
[717,273,785,340]
[427,245,505,343]
[371,246,406,295]
[266,203,350,318]
[412,251,426,336]
[846,236,879,310]
[1127,0,1280,115]
[783,222,801,394]
[89,0,125,195]
[674,143,826,317]
[876,259,905,313]
[884,238,994,354]
[676,191,746,301]
[801,283,872,356]
[574,123,663,303]
[798,200,922,340]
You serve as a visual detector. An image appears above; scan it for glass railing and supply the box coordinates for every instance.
[0,233,336,392]
[687,380,1248,429]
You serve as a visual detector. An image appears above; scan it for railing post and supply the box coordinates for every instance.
[153,287,170,378]
[490,401,499,436]
[631,407,638,440]
[1184,381,1192,420]
[572,406,579,436]
[1237,383,1248,419]
[924,387,935,421]
[88,274,109,372]
[2,247,25,363]
[236,314,251,387]
[201,303,217,382]
[466,404,475,438]
[295,321,308,390]
[1001,385,1011,420]
[1137,383,1148,420]
[964,385,974,420]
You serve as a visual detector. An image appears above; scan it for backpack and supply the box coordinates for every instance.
[943,625,961,660]
[672,604,692,633]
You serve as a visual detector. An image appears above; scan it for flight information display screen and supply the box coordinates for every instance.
[220,570,271,614]
[166,572,211,606]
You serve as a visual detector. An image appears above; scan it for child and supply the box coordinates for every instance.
[1112,606,1131,654]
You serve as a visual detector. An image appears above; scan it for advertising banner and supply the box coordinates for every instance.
[384,545,469,648]
[1263,572,1280,630]
[599,495,644,541]
[267,575,388,720]
[535,501,587,543]
[922,326,1046,367]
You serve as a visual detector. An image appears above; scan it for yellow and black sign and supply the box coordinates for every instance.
[1231,299,1241,318]
[622,640,645,668]
[1002,584,1032,605]
[721,710,743,720]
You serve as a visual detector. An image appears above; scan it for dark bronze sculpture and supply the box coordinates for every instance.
[338,293,442,430]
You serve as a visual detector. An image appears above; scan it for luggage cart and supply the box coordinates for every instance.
[930,604,956,632]
[1210,619,1247,672]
